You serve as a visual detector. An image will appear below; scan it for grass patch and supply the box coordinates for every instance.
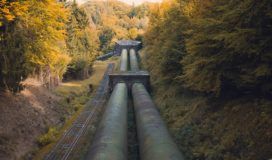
[33,106,85,160]
[37,127,59,147]
[32,60,114,160]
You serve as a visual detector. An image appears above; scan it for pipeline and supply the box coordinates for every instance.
[85,83,128,160]
[132,83,185,160]
[96,52,114,61]
[120,49,128,71]
[129,49,139,71]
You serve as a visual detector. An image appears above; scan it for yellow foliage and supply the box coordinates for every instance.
[128,27,138,39]
[0,0,28,26]
[21,0,70,76]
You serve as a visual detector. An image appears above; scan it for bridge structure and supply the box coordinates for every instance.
[44,41,184,160]
[96,40,142,61]
[86,46,185,159]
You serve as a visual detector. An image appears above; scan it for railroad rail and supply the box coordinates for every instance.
[44,63,114,160]
[85,49,129,160]
[85,83,128,160]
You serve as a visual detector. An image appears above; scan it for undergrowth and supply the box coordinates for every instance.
[140,51,272,160]
[151,83,272,160]
[32,61,110,159]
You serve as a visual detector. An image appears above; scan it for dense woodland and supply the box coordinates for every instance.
[0,0,149,92]
[1,0,272,159]
[1,0,69,92]
[144,0,272,98]
[143,0,272,159]
[82,0,150,53]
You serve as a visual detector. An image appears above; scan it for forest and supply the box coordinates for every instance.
[144,0,272,98]
[0,0,272,160]
[0,0,148,92]
[143,0,272,159]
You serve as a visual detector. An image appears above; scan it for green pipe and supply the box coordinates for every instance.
[86,83,128,160]
[120,49,128,71]
[129,49,139,71]
[132,83,185,160]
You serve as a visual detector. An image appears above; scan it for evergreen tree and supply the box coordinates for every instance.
[143,0,187,85]
[65,2,99,80]
[99,26,115,53]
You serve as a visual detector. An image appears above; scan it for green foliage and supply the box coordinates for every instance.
[143,0,187,84]
[0,0,70,92]
[37,127,59,147]
[181,0,272,96]
[0,0,150,92]
[65,2,99,80]
[144,0,272,97]
[99,26,116,53]
[129,3,150,18]
[82,1,150,53]
[143,1,272,160]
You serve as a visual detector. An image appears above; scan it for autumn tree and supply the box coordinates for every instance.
[0,0,70,92]
[127,28,137,39]
[81,1,150,54]
[65,2,99,80]
[143,0,187,85]
[144,0,272,97]
[181,0,272,96]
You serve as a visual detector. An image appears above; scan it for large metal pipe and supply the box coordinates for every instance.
[85,83,128,160]
[120,49,128,71]
[129,49,139,71]
[132,83,185,160]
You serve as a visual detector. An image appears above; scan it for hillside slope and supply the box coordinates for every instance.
[140,50,272,159]
[152,86,272,160]
[81,0,149,52]
[0,60,113,160]
[141,0,272,159]
[0,79,64,160]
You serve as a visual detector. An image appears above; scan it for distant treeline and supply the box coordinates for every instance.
[0,0,98,92]
[0,0,150,93]
[81,0,152,53]
[144,0,272,97]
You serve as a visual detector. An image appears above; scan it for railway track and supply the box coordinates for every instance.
[44,63,114,160]
[86,47,184,160]
[46,45,184,160]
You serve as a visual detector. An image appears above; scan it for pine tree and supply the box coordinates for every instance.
[65,2,99,80]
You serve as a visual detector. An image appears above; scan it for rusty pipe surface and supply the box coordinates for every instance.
[120,49,128,71]
[85,83,128,160]
[129,49,139,71]
[132,83,185,160]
